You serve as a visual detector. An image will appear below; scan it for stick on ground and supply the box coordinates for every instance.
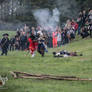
[10,71,92,81]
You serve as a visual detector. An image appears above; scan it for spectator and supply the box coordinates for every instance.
[88,9,92,22]
[57,27,61,47]
[81,27,89,38]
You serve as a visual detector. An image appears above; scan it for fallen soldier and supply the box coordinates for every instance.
[53,50,83,57]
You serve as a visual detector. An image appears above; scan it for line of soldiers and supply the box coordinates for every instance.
[0,31,47,57]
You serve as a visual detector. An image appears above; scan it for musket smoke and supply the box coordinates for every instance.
[33,8,60,31]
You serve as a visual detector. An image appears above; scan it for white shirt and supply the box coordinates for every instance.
[57,33,61,42]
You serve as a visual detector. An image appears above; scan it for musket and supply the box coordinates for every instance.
[0,38,8,48]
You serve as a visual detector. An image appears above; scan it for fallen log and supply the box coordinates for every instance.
[11,71,77,78]
[10,71,92,81]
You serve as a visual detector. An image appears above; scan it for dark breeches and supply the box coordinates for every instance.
[1,47,8,55]
[37,43,45,57]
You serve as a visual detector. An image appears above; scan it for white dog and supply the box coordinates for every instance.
[0,76,8,87]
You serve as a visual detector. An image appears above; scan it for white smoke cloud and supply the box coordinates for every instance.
[33,8,60,31]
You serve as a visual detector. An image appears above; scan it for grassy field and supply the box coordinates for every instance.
[0,31,16,38]
[0,31,92,92]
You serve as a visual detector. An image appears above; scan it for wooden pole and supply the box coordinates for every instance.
[10,71,92,81]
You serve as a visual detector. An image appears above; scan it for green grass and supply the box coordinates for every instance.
[0,31,16,38]
[0,31,92,92]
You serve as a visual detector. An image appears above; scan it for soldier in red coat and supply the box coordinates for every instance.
[28,27,38,57]
[28,34,38,57]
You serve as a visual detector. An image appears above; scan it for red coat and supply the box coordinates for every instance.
[71,22,78,30]
[52,32,57,48]
[28,38,37,52]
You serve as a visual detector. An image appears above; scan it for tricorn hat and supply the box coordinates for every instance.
[2,33,9,36]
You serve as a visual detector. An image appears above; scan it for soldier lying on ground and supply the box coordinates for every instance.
[53,50,83,57]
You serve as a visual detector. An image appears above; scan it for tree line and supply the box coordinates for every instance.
[0,0,92,24]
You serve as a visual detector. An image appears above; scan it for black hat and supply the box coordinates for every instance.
[2,33,9,36]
